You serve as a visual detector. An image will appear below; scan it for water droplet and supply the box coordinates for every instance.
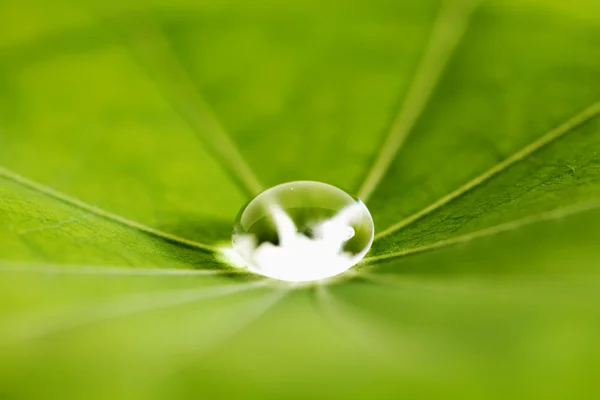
[232,181,374,282]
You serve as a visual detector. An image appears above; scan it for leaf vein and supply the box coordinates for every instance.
[363,198,600,266]
[375,101,600,240]
[357,0,480,201]
[0,261,238,276]
[0,165,221,253]
[111,11,263,197]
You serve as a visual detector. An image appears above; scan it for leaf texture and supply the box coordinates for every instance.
[1,0,600,399]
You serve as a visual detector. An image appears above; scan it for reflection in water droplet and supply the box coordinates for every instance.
[232,181,374,282]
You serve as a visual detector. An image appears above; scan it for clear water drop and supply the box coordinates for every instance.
[232,181,374,282]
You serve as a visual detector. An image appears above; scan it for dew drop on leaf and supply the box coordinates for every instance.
[232,181,374,282]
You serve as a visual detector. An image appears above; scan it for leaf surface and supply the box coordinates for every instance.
[1,0,600,398]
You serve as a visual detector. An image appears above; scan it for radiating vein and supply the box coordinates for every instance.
[110,11,263,197]
[315,283,385,355]
[315,284,348,329]
[357,0,480,202]
[0,165,220,253]
[189,288,288,357]
[375,101,600,240]
[0,261,236,276]
[6,281,266,342]
[354,273,600,310]
[363,199,600,265]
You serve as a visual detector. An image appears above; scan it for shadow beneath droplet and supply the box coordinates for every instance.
[151,214,241,273]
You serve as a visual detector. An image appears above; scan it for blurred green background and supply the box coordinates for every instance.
[1,0,600,398]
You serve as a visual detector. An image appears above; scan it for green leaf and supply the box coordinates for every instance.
[1,0,600,398]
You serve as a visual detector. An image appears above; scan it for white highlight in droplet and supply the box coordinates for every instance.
[232,181,374,282]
